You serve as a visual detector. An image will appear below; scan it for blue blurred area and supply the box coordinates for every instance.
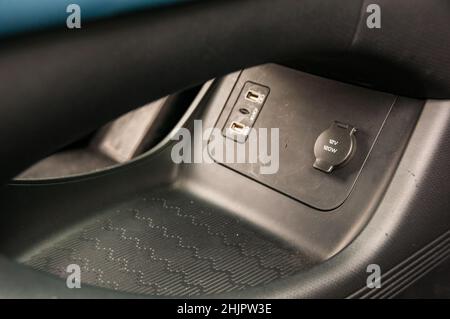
[0,0,187,38]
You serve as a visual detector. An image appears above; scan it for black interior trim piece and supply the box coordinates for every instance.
[23,189,316,297]
[0,0,449,299]
[1,0,450,186]
[211,64,398,210]
[217,100,450,298]
[349,230,450,299]
[0,69,431,298]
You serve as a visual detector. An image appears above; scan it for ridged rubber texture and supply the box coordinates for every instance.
[24,190,312,296]
[348,230,450,299]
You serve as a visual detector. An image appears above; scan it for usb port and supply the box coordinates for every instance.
[245,89,266,104]
[229,121,249,135]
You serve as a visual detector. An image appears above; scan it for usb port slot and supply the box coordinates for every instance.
[245,89,266,104]
[229,121,249,135]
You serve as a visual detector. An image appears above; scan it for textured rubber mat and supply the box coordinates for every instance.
[25,190,312,296]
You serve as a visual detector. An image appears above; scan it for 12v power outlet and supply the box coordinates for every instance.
[313,121,357,173]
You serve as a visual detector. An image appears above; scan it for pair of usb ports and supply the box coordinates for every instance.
[224,82,270,142]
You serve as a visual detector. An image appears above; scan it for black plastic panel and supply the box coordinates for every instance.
[212,64,396,210]
[24,188,314,296]
[0,68,425,298]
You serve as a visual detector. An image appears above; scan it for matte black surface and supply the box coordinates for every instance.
[220,100,450,299]
[24,188,313,296]
[0,0,448,298]
[1,0,450,187]
[349,231,450,298]
[398,257,450,299]
[0,0,359,185]
[211,65,396,210]
[313,121,357,173]
[0,72,438,299]
[287,0,450,99]
[18,149,115,179]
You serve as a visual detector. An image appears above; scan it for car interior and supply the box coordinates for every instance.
[0,0,449,299]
